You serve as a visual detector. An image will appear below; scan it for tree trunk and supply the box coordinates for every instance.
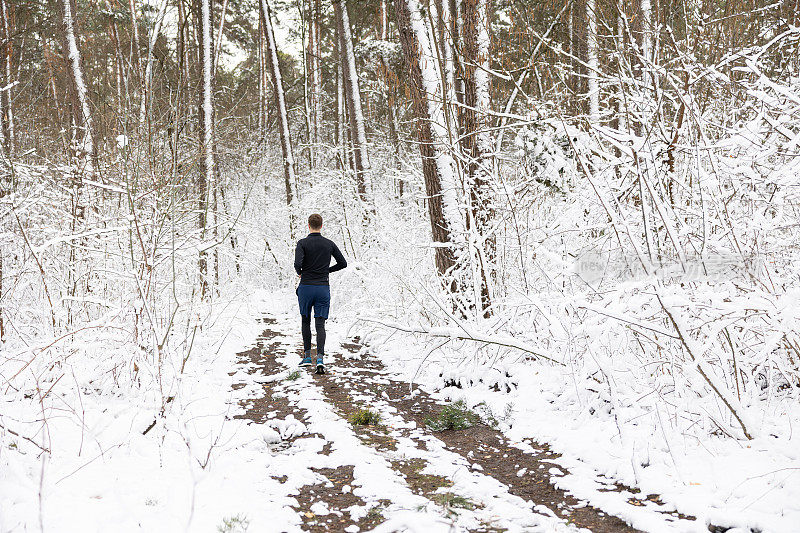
[631,0,652,103]
[379,0,388,40]
[0,168,5,340]
[60,0,97,177]
[175,0,189,116]
[109,14,129,112]
[128,0,143,124]
[335,35,345,170]
[570,0,588,115]
[434,0,458,139]
[379,0,402,185]
[0,244,3,341]
[587,0,599,120]
[0,0,7,156]
[128,0,142,77]
[462,0,495,316]
[196,0,215,298]
[171,0,187,189]
[308,0,321,161]
[61,0,95,323]
[300,2,312,168]
[641,0,652,68]
[334,0,370,204]
[44,44,67,152]
[257,14,267,139]
[139,0,169,125]
[395,0,460,282]
[259,0,296,233]
[0,0,14,157]
[177,0,190,90]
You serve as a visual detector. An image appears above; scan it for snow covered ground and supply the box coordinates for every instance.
[361,313,800,532]
[3,288,796,532]
[2,290,575,532]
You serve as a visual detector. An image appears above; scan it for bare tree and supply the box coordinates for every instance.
[334,0,370,204]
[259,0,296,231]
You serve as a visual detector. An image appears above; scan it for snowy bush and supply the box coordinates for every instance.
[513,121,577,192]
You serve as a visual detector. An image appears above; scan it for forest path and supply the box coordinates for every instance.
[231,315,693,532]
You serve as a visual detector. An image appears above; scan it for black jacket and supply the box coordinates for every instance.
[294,233,347,285]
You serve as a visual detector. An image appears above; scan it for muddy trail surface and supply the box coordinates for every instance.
[231,316,699,533]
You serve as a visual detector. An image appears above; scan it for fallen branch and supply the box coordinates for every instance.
[358,317,563,365]
[0,422,50,454]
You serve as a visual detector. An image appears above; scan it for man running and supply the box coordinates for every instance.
[294,213,348,373]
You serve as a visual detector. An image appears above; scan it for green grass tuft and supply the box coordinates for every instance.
[348,408,382,426]
[424,400,479,431]
[217,514,249,533]
[286,370,302,381]
[366,506,385,520]
[432,492,476,510]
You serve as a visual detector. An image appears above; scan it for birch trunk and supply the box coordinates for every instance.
[334,0,370,203]
[196,0,215,298]
[259,0,296,221]
[395,0,460,281]
[60,0,97,177]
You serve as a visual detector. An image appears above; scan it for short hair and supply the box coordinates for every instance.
[308,213,323,230]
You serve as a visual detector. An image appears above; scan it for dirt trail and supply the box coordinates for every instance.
[232,316,696,532]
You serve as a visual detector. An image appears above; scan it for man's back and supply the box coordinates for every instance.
[294,233,347,285]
